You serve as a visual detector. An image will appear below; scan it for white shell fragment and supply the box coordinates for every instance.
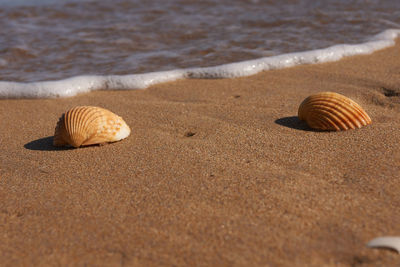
[367,236,400,253]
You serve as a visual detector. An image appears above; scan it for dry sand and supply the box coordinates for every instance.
[1,40,400,266]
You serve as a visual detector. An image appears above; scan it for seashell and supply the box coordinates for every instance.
[367,236,400,253]
[298,92,371,131]
[53,106,131,148]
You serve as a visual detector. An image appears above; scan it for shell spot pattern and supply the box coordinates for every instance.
[298,92,372,131]
[53,106,131,148]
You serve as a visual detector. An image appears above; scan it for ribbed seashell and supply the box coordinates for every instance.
[298,92,371,131]
[53,106,131,148]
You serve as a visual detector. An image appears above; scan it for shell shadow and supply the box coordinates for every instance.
[24,136,73,151]
[274,116,315,132]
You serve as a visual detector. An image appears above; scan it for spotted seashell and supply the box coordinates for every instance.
[53,106,131,148]
[298,92,372,131]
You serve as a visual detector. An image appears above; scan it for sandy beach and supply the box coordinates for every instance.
[1,40,400,266]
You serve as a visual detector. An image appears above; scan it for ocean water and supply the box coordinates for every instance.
[0,0,400,98]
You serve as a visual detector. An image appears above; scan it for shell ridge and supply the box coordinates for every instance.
[320,99,367,127]
[68,107,82,147]
[74,106,85,137]
[76,106,108,146]
[315,103,358,129]
[79,106,97,135]
[307,105,350,130]
[84,107,111,138]
[307,114,327,130]
[67,106,95,147]
[80,107,122,146]
[76,106,95,145]
[329,101,367,128]
[81,112,126,146]
[80,107,103,133]
[348,103,372,124]
[307,93,370,127]
[320,116,340,131]
[65,108,74,142]
[73,106,86,145]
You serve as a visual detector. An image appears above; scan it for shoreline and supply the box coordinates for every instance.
[1,38,400,265]
[1,29,400,99]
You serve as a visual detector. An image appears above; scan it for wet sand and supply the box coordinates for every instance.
[1,41,400,266]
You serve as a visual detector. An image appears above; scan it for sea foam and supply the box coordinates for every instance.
[1,29,399,99]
